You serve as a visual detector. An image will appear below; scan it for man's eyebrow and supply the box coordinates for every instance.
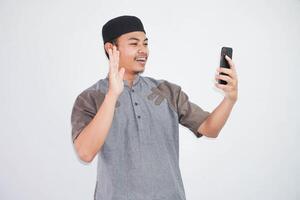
[128,37,149,42]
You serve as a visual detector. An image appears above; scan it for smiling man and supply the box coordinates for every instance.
[71,15,238,200]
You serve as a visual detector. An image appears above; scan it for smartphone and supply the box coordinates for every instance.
[219,47,233,85]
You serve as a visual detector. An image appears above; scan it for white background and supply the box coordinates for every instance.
[1,0,299,199]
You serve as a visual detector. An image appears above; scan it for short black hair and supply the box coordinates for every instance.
[104,38,118,59]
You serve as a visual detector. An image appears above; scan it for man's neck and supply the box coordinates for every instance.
[123,73,138,88]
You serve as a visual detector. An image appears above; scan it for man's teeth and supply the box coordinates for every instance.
[136,58,146,61]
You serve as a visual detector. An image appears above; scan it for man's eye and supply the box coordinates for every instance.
[144,43,148,46]
[130,43,137,45]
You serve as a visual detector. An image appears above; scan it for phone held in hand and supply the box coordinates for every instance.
[219,47,233,85]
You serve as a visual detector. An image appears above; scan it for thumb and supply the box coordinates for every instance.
[119,67,125,79]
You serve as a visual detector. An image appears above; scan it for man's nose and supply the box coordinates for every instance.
[138,44,147,53]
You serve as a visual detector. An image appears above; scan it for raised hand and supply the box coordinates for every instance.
[215,55,238,103]
[107,46,126,98]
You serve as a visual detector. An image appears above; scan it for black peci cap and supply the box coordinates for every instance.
[102,15,146,44]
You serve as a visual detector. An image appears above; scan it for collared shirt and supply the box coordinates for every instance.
[71,74,210,200]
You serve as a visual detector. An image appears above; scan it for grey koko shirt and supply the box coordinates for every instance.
[71,74,210,200]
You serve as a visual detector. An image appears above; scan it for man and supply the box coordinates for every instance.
[71,15,238,200]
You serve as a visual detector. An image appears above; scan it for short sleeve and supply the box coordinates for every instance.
[70,94,95,142]
[177,87,210,138]
[154,80,210,138]
[70,90,106,143]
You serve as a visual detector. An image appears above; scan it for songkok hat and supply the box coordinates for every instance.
[102,15,146,44]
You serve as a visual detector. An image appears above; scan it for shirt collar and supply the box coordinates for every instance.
[124,74,141,87]
[105,73,141,88]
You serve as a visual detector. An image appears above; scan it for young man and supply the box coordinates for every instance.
[71,15,238,200]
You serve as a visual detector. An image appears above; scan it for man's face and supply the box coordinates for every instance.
[115,31,149,74]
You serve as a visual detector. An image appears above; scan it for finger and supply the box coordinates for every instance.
[113,46,117,58]
[108,48,117,74]
[112,46,119,70]
[226,57,238,80]
[216,74,233,84]
[225,55,237,72]
[112,45,116,58]
[112,45,116,62]
[215,76,230,87]
[215,82,231,92]
[217,67,235,79]
[108,48,113,61]
[109,47,115,64]
[216,72,238,86]
[118,67,125,79]
[115,48,120,69]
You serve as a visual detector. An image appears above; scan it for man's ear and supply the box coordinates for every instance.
[104,42,114,55]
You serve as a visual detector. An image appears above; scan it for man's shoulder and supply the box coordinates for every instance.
[142,76,182,93]
[142,76,181,90]
[74,78,108,105]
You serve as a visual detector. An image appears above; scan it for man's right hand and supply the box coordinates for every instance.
[107,45,125,98]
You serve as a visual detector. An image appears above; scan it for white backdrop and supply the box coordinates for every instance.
[1,0,299,199]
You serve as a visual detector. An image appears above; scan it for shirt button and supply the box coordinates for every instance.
[137,115,141,119]
[131,89,135,92]
[134,102,138,106]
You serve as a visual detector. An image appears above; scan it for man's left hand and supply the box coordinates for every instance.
[215,55,238,103]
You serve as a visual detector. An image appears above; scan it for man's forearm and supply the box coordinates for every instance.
[74,92,118,162]
[198,97,236,138]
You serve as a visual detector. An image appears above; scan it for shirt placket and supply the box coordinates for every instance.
[128,86,148,144]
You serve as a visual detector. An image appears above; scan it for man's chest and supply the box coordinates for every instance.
[101,89,179,152]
